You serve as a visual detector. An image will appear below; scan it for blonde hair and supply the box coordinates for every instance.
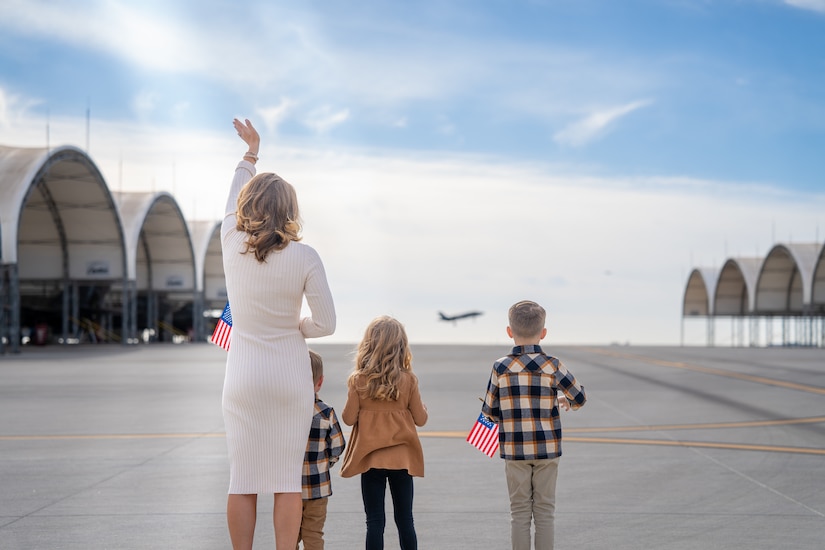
[309,349,323,385]
[349,316,412,401]
[236,172,302,263]
[508,300,546,339]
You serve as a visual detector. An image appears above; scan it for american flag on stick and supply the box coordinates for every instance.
[211,302,232,351]
[467,412,499,457]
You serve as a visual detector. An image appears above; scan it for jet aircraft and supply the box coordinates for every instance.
[438,311,483,323]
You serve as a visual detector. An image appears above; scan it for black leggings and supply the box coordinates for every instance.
[360,468,417,550]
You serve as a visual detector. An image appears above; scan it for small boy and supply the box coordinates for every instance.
[298,350,346,550]
[481,300,587,550]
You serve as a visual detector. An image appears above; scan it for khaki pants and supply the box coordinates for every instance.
[297,497,329,550]
[505,458,560,550]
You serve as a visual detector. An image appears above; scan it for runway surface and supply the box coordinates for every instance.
[1,343,823,549]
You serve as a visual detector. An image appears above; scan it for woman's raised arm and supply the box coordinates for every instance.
[224,119,262,222]
[233,118,260,162]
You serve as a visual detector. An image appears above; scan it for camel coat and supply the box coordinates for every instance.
[339,371,428,478]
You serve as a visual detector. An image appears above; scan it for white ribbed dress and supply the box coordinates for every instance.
[221,160,336,494]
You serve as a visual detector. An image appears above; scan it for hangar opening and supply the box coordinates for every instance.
[115,192,197,343]
[713,258,761,347]
[192,220,225,342]
[681,268,717,345]
[755,243,820,346]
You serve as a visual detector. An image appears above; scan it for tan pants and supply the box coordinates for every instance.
[297,497,329,550]
[505,458,560,550]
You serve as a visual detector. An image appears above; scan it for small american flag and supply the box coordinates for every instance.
[211,302,232,351]
[467,412,499,457]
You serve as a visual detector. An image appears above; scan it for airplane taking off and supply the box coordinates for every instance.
[438,311,483,323]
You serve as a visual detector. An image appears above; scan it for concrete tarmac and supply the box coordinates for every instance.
[1,343,824,549]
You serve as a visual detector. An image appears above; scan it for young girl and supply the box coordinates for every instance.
[340,316,428,550]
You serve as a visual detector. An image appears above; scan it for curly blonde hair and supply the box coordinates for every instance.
[349,316,412,401]
[236,172,302,263]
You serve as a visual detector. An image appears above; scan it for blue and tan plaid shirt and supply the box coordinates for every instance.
[302,396,346,500]
[481,345,586,460]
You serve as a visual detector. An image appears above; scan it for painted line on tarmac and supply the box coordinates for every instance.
[585,348,825,395]
[421,415,825,437]
[3,431,824,456]
[0,433,226,441]
[420,431,825,455]
[5,415,825,441]
[566,415,825,433]
[563,436,825,455]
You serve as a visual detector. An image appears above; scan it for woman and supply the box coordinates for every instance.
[222,118,336,549]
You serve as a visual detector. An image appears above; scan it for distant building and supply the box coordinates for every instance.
[682,243,825,347]
[0,145,224,353]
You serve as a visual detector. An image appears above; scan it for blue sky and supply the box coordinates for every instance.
[1,0,824,345]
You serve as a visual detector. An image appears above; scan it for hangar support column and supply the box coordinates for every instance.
[749,317,760,347]
[706,316,715,347]
[0,266,18,352]
[820,316,824,347]
[0,264,5,354]
[122,281,137,345]
[193,291,204,342]
[802,305,814,347]
[62,278,69,344]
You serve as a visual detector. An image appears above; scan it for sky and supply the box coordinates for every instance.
[1,0,824,346]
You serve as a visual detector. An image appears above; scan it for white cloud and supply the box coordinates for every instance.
[0,88,9,128]
[303,106,350,133]
[0,87,42,128]
[171,101,191,119]
[0,1,661,131]
[437,123,456,136]
[784,0,825,14]
[257,99,296,133]
[0,2,638,118]
[0,1,193,72]
[553,99,653,147]
[132,90,160,118]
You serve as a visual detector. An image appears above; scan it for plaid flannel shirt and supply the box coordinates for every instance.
[302,396,346,500]
[481,345,586,460]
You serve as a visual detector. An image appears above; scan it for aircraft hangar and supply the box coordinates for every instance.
[683,242,825,347]
[0,145,224,354]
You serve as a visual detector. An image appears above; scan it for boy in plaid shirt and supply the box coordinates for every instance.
[298,350,346,549]
[481,301,586,550]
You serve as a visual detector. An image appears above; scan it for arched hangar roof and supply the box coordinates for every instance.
[714,257,762,315]
[0,145,125,280]
[190,219,226,306]
[683,267,718,316]
[813,244,825,311]
[113,192,196,292]
[755,243,820,314]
